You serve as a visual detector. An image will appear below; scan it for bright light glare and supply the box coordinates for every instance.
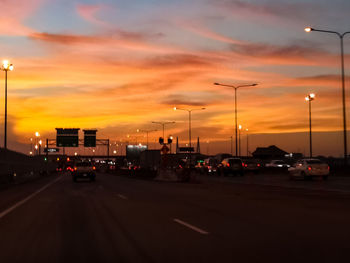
[310,93,315,98]
[239,125,242,129]
[305,96,310,101]
[173,107,177,111]
[9,65,14,71]
[35,132,40,137]
[305,27,312,32]
[2,60,9,68]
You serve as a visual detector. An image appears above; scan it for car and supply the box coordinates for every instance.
[203,157,219,175]
[265,160,290,168]
[288,159,330,180]
[219,158,244,176]
[242,159,262,174]
[72,162,96,182]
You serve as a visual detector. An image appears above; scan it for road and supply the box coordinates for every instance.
[0,172,350,262]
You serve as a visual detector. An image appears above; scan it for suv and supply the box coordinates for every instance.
[72,162,96,182]
[203,158,219,175]
[219,158,244,176]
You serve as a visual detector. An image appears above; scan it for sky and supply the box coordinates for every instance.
[1,0,350,156]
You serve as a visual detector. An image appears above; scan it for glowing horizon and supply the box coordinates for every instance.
[1,0,350,156]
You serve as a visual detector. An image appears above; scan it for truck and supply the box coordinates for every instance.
[140,150,161,171]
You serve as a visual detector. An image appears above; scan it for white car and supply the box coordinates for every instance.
[288,159,330,180]
[265,160,290,168]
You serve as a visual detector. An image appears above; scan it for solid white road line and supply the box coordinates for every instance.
[0,176,62,220]
[117,194,128,200]
[173,218,209,235]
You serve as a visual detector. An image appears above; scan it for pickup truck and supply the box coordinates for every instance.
[72,162,96,182]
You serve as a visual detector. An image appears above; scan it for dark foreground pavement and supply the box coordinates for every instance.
[0,172,350,263]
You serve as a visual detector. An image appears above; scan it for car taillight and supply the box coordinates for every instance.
[242,162,245,167]
[245,164,248,167]
[93,166,96,170]
[308,166,312,171]
[257,164,261,167]
[74,167,77,171]
[227,163,230,167]
[328,166,330,170]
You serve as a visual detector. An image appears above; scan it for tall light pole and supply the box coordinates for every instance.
[137,129,157,148]
[305,27,350,164]
[214,82,257,156]
[238,124,242,157]
[35,132,40,156]
[305,93,316,158]
[174,107,206,167]
[245,128,249,157]
[152,121,175,139]
[1,60,14,150]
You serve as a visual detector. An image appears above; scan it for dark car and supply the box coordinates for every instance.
[242,159,262,174]
[219,158,244,176]
[72,162,96,182]
[203,157,219,175]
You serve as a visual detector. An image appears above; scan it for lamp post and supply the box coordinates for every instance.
[151,121,175,139]
[174,107,206,167]
[214,82,257,156]
[245,128,249,157]
[305,27,350,164]
[305,93,316,158]
[238,124,242,157]
[1,60,14,149]
[35,132,40,156]
[137,129,157,148]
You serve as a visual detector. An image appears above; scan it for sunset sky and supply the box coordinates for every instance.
[1,0,350,156]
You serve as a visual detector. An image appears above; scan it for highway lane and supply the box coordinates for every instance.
[0,172,350,262]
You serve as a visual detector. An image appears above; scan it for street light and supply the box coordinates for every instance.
[137,129,157,148]
[35,132,40,156]
[305,26,350,164]
[174,107,206,167]
[305,93,316,158]
[152,121,175,139]
[245,128,249,157]
[214,82,257,156]
[1,60,14,149]
[238,124,242,156]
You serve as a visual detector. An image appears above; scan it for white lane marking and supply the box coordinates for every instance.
[0,176,62,220]
[173,218,209,235]
[118,194,128,200]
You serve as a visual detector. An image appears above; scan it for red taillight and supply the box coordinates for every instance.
[74,167,77,171]
[93,166,96,170]
[227,163,230,167]
[328,166,330,170]
[257,164,261,167]
[242,162,245,167]
[308,166,312,171]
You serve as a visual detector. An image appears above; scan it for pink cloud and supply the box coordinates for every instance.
[0,0,43,36]
[177,20,243,45]
[76,3,110,27]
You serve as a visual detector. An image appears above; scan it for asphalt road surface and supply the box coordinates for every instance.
[0,172,350,263]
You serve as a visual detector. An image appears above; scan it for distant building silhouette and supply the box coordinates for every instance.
[252,145,288,160]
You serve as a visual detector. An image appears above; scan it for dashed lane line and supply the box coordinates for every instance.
[173,218,209,235]
[117,194,128,200]
[0,176,62,220]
